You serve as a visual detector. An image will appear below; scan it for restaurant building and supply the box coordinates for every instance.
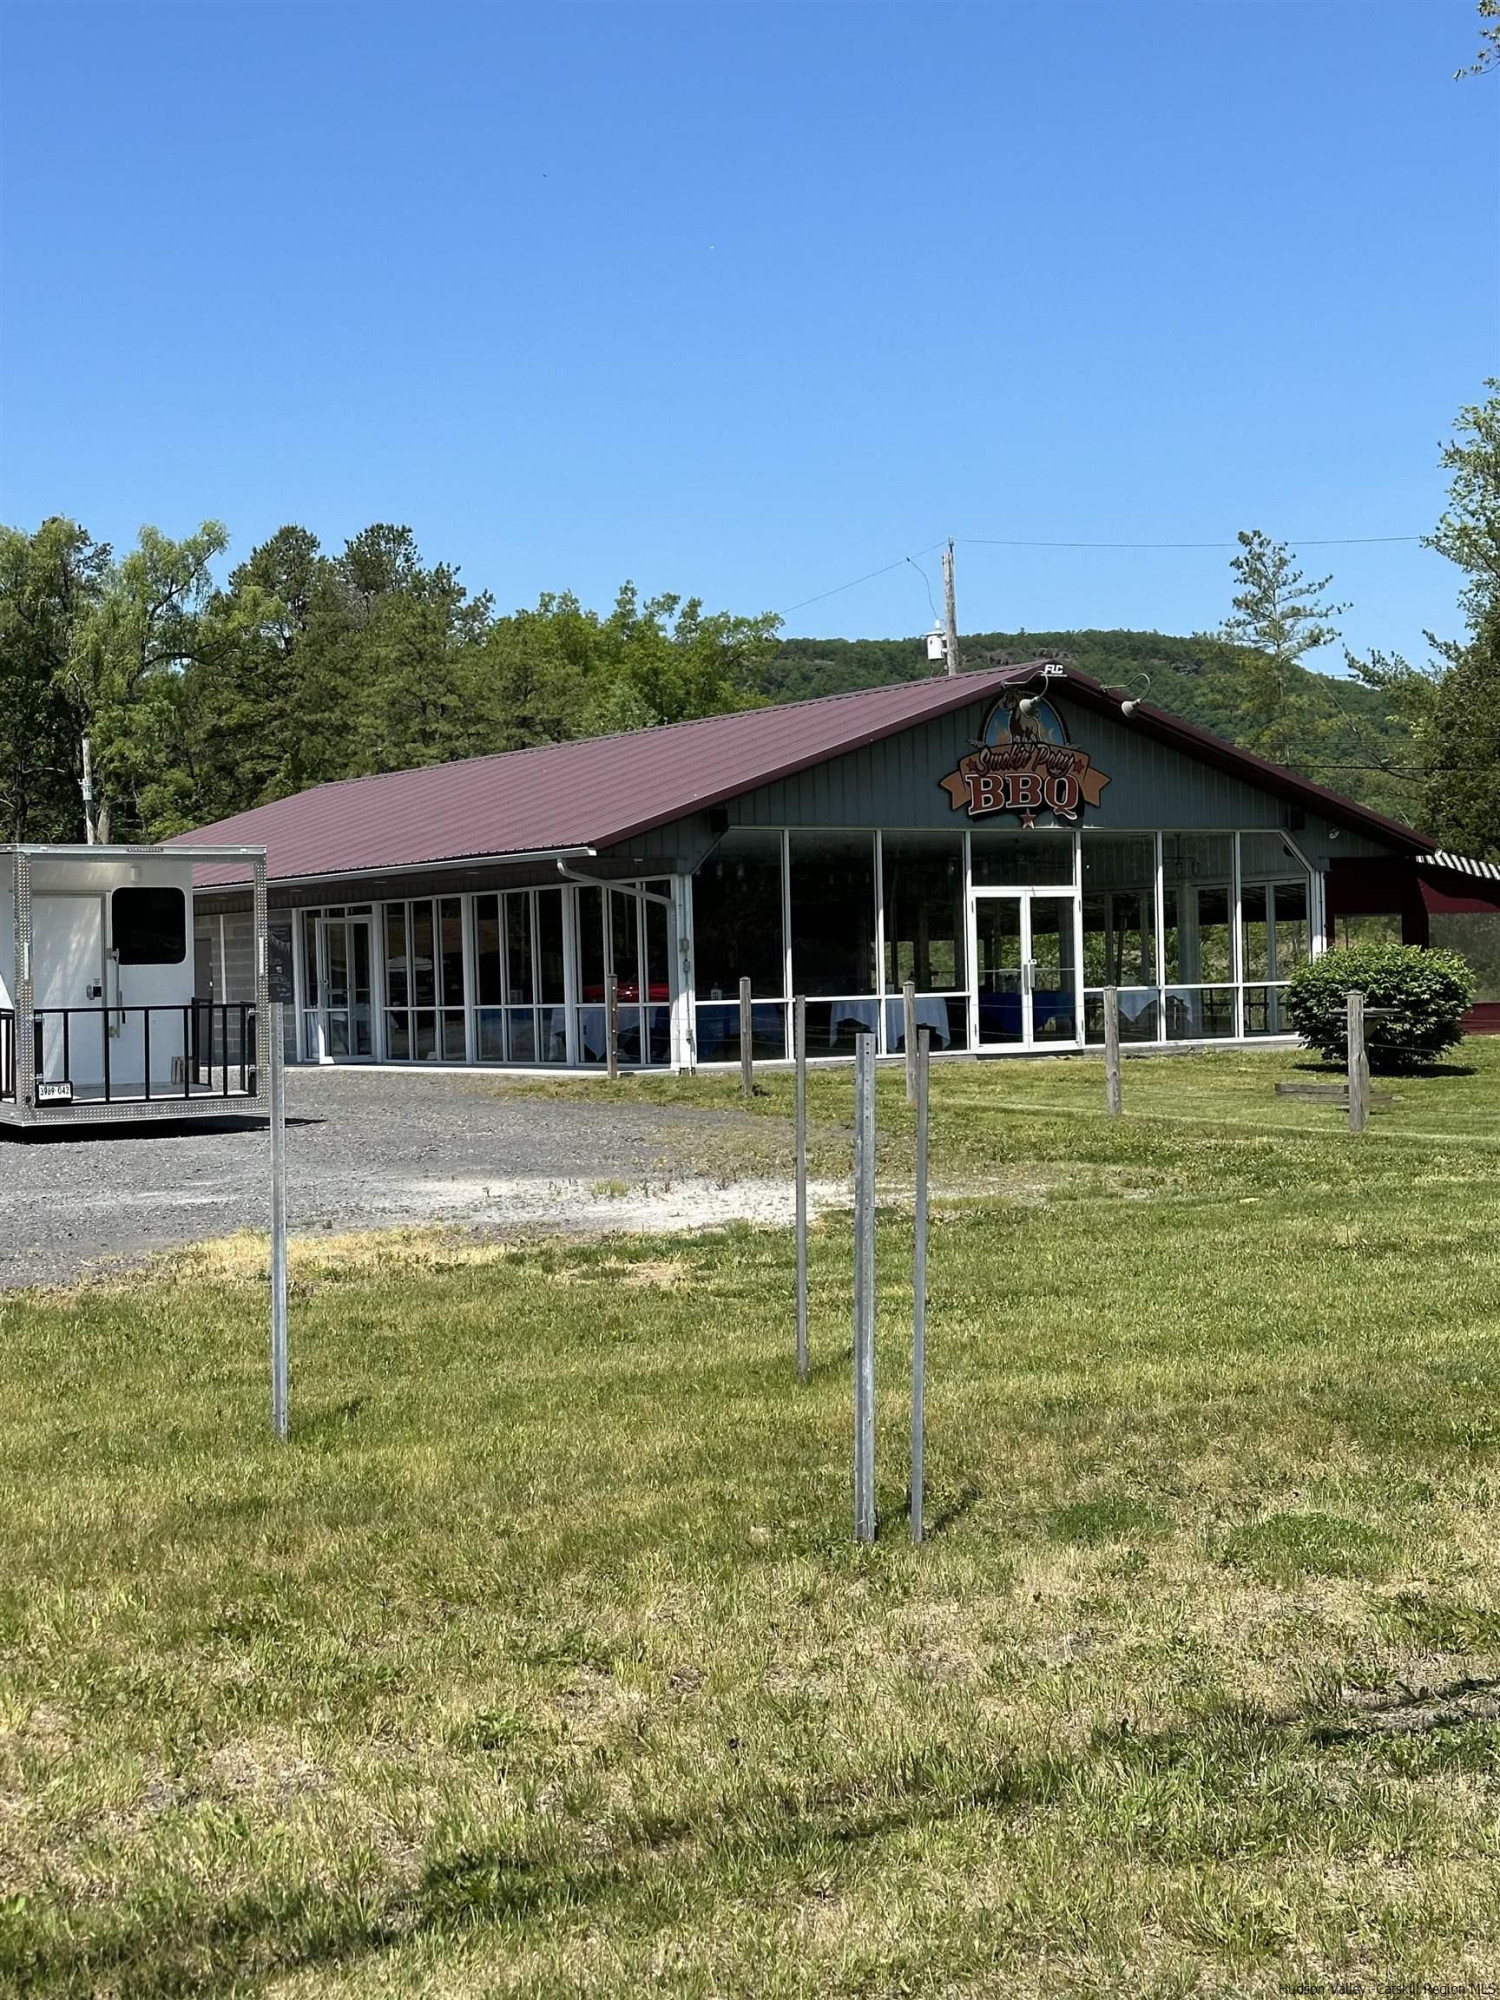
[175,662,1477,1071]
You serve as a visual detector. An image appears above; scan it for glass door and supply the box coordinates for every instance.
[1026,892,1080,1047]
[316,916,374,1060]
[972,891,1080,1050]
[974,894,1026,1046]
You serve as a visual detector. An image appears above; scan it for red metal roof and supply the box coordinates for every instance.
[176,663,1432,888]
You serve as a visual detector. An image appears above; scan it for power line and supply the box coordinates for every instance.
[958,534,1424,551]
[905,554,940,626]
[777,540,947,617]
[777,531,1427,619]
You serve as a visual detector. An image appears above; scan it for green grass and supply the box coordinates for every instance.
[3,1045,1500,1995]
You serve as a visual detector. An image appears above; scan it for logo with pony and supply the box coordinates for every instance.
[939,693,1110,828]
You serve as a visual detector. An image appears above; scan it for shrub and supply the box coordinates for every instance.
[1284,942,1475,1073]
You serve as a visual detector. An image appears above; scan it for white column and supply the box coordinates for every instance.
[963,827,977,1051]
[561,888,579,1067]
[1153,832,1166,1043]
[1231,833,1244,1040]
[781,828,793,1055]
[670,874,696,1073]
[873,828,887,1052]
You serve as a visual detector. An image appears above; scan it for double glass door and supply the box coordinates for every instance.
[972,891,1080,1048]
[313,916,374,1060]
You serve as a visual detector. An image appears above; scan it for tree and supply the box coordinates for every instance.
[1457,0,1499,76]
[1349,383,1500,856]
[1421,607,1500,858]
[1427,383,1500,626]
[1219,529,1349,766]
[0,518,109,840]
[63,522,229,840]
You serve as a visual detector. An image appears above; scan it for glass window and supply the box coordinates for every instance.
[411,902,436,1007]
[1274,882,1309,971]
[1430,912,1500,1003]
[112,887,186,965]
[1197,886,1233,982]
[385,904,408,1007]
[692,831,785,999]
[1331,912,1403,951]
[694,1001,786,1063]
[302,912,319,1006]
[1162,835,1233,984]
[505,893,535,1003]
[440,898,465,1007]
[474,895,502,1007]
[1240,883,1270,981]
[1081,835,1156,987]
[883,993,968,1051]
[789,833,876,996]
[1166,985,1236,1040]
[971,831,1074,886]
[1243,984,1289,1036]
[882,835,965,990]
[1084,988,1160,1045]
[645,897,669,1004]
[536,890,565,1003]
[802,998,880,1054]
[577,887,605,1001]
[610,889,641,995]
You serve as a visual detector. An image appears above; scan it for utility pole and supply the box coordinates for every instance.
[81,737,95,845]
[942,540,959,677]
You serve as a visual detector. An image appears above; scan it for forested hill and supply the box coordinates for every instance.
[761,629,1418,823]
[0,513,1421,845]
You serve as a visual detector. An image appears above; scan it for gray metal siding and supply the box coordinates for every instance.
[602,697,1411,875]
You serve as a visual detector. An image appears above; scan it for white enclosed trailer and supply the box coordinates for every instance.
[1,843,268,1129]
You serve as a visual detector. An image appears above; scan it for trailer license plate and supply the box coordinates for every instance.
[36,1081,74,1105]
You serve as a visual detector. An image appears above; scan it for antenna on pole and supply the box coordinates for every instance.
[81,737,95,845]
[941,540,959,677]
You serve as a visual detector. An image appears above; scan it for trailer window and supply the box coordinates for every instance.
[113,886,186,965]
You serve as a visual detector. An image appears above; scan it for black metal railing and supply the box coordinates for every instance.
[0,1010,13,1102]
[28,1003,257,1107]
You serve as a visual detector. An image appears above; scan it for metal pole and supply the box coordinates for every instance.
[739,975,754,1098]
[942,540,959,678]
[606,973,619,1080]
[903,977,918,1104]
[1103,984,1122,1115]
[1347,990,1368,1136]
[81,737,94,845]
[795,994,808,1382]
[853,1032,877,1543]
[911,1027,929,1543]
[269,1000,289,1441]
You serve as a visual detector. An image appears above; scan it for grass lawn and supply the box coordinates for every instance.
[3,1043,1499,1996]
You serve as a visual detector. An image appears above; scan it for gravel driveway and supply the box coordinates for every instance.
[0,1069,832,1290]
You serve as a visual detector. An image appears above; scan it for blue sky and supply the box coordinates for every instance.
[1,1,1495,668]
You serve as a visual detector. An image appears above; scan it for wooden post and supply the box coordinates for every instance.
[739,976,754,1098]
[269,1001,289,1442]
[794,995,808,1382]
[903,978,918,1104]
[1103,984,1122,1115]
[853,1032,877,1544]
[606,973,620,1081]
[911,1027,929,1543]
[1347,990,1368,1135]
[942,540,959,677]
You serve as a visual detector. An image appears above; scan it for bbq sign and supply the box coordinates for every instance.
[939,694,1110,827]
